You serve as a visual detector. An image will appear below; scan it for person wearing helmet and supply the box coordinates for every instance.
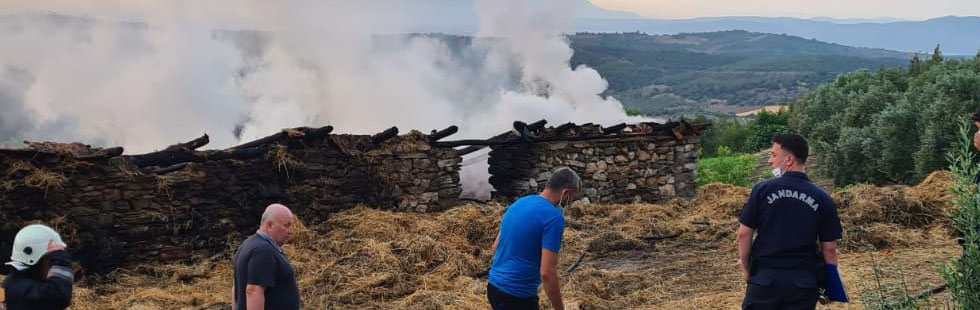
[1,224,73,310]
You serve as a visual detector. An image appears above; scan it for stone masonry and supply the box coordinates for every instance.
[488,122,704,204]
[0,128,461,274]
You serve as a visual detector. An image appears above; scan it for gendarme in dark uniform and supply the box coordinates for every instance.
[738,134,843,310]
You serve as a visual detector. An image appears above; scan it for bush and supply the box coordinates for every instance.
[940,123,980,309]
[697,147,758,187]
[694,109,790,158]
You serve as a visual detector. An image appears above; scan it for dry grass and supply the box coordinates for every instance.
[268,143,301,178]
[0,171,960,310]
[11,161,70,194]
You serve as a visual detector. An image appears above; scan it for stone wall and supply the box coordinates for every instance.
[488,122,703,204]
[0,129,461,274]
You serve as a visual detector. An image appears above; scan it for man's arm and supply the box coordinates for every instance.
[21,245,73,309]
[540,249,564,310]
[737,224,755,282]
[245,284,265,310]
[821,241,839,264]
[491,232,501,255]
[231,286,236,310]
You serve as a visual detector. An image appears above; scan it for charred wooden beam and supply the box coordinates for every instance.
[602,123,627,134]
[4,141,125,161]
[513,121,538,142]
[457,145,485,156]
[127,145,267,168]
[127,150,199,168]
[553,122,577,134]
[526,119,548,131]
[157,134,210,153]
[454,119,548,155]
[671,121,693,140]
[145,162,192,174]
[371,126,399,143]
[435,129,682,148]
[427,126,458,142]
[646,121,679,132]
[230,126,333,150]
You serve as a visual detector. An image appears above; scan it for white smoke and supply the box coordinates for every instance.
[0,0,648,198]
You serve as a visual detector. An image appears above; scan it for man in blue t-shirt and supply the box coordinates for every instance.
[488,167,581,310]
[738,133,844,310]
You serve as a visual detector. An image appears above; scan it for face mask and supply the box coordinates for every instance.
[771,167,783,178]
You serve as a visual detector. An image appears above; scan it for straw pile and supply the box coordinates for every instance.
[0,171,960,309]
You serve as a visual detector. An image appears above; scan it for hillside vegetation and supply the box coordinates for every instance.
[791,48,980,185]
[568,31,910,115]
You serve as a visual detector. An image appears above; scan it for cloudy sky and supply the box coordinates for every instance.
[590,0,980,20]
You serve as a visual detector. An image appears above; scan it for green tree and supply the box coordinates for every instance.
[790,50,980,185]
[868,100,919,184]
[743,110,792,152]
[909,54,924,76]
[930,44,944,65]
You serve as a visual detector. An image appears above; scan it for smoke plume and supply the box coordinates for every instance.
[0,0,645,198]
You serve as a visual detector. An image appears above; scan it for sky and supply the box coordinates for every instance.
[589,0,980,20]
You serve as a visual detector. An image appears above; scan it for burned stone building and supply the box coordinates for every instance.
[0,126,461,274]
[479,121,707,204]
[0,120,704,274]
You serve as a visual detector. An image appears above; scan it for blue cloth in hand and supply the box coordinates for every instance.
[824,263,849,303]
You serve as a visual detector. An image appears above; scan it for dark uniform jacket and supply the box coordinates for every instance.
[739,172,843,288]
[2,250,73,310]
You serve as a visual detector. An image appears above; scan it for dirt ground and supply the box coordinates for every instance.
[0,172,962,309]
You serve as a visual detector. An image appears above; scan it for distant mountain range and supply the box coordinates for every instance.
[404,0,980,55]
[573,16,980,55]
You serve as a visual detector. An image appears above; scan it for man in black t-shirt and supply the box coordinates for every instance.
[737,134,843,310]
[232,204,300,310]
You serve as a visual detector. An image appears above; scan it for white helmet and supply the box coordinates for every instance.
[8,224,65,268]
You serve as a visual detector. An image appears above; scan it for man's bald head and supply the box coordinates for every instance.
[261,203,293,225]
[259,203,295,245]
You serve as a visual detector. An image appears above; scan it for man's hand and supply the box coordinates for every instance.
[47,240,66,253]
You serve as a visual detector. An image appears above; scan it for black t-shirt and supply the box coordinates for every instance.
[739,172,843,268]
[233,234,300,310]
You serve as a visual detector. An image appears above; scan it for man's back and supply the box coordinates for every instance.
[740,172,841,266]
[489,195,565,299]
[233,234,301,310]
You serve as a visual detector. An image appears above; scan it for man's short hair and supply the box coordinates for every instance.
[972,108,980,122]
[546,167,582,192]
[771,133,809,164]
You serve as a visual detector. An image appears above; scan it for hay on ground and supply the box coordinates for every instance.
[2,171,959,310]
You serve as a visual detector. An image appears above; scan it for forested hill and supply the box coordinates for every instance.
[567,31,912,115]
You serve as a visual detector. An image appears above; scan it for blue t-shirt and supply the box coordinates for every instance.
[489,195,566,298]
[739,171,842,286]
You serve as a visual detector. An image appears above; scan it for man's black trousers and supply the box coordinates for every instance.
[487,283,538,310]
[742,282,819,310]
